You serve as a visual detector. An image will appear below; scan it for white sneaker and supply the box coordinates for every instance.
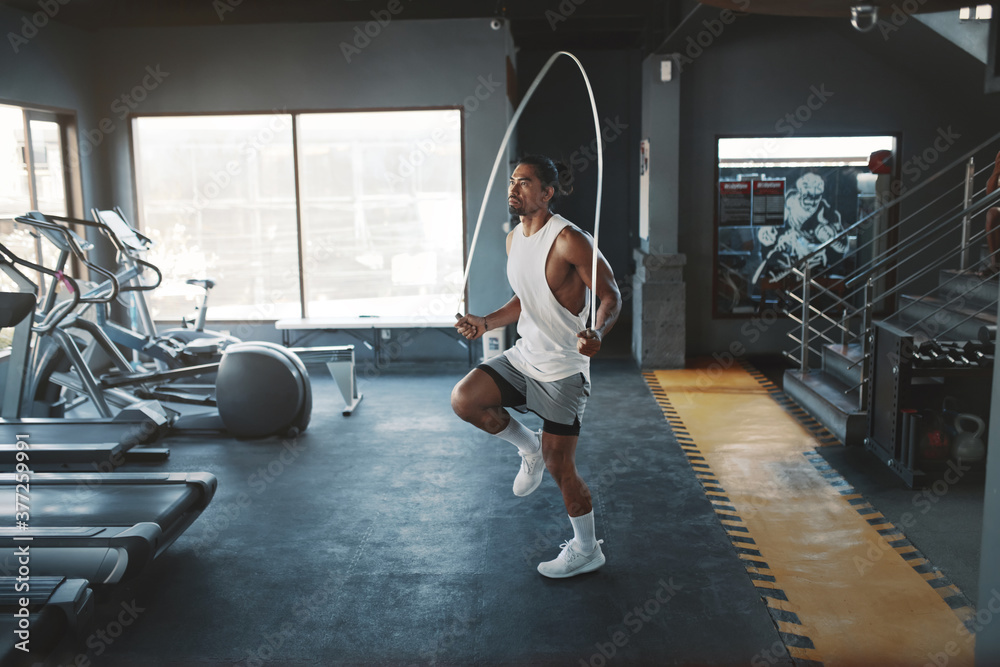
[512,431,543,497]
[537,538,606,578]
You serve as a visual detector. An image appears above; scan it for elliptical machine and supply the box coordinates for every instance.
[90,207,240,369]
[12,212,313,439]
[0,220,171,453]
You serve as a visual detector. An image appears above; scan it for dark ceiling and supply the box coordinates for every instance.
[2,0,977,54]
[0,0,679,52]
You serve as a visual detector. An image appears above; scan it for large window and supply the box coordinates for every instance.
[0,102,73,300]
[133,109,465,322]
[133,115,299,321]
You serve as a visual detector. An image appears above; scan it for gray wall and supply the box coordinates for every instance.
[0,10,516,364]
[668,13,1000,356]
[92,18,514,321]
[10,6,1000,364]
[641,52,680,256]
[0,6,108,211]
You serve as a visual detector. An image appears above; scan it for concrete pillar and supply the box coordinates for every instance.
[632,52,684,369]
[632,248,686,369]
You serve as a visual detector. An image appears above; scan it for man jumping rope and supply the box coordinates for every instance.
[451,154,621,578]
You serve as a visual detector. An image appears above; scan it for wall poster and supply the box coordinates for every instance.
[714,135,896,317]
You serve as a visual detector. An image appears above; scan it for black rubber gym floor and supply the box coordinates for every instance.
[59,358,794,667]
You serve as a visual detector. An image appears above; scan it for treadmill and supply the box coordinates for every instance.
[0,472,218,585]
[0,576,93,667]
[0,472,217,663]
[0,256,168,469]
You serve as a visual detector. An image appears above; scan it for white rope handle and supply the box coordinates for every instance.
[457,50,603,330]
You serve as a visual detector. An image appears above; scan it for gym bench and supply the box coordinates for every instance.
[288,345,363,416]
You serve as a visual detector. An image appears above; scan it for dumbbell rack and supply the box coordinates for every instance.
[866,321,993,487]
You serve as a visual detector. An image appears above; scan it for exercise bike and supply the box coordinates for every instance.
[12,213,313,439]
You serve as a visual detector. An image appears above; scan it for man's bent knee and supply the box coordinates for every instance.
[451,383,507,432]
[451,385,472,421]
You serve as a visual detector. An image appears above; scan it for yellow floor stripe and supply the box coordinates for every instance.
[646,360,975,667]
[767,597,798,613]
[789,646,826,662]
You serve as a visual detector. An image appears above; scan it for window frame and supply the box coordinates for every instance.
[0,99,83,219]
[0,99,83,300]
[129,107,469,324]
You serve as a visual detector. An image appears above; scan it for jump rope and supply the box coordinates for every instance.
[456,50,604,332]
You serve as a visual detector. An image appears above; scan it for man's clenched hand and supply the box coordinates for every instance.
[577,328,601,357]
[455,313,488,341]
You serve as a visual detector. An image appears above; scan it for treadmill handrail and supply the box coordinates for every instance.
[0,471,217,489]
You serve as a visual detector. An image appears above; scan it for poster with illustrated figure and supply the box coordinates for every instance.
[716,167,859,316]
[752,172,846,284]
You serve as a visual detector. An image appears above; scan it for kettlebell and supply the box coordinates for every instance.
[952,413,987,465]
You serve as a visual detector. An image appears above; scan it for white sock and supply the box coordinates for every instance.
[570,511,597,552]
[496,417,540,455]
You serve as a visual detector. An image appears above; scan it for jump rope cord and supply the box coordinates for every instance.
[457,50,603,329]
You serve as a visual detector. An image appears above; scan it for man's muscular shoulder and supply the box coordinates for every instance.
[553,224,594,267]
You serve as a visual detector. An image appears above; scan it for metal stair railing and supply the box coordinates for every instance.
[783,162,973,369]
[780,130,1000,412]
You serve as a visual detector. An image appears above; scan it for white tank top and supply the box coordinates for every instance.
[504,214,590,382]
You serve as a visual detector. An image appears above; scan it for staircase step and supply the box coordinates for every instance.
[783,369,866,446]
[938,269,999,311]
[892,294,996,342]
[823,342,864,388]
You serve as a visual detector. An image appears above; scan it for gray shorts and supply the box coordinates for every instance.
[478,354,590,435]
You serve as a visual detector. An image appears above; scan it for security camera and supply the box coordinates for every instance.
[490,18,504,30]
[850,5,878,32]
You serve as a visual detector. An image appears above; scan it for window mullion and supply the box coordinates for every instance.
[21,110,37,209]
[292,114,307,319]
[19,109,52,297]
